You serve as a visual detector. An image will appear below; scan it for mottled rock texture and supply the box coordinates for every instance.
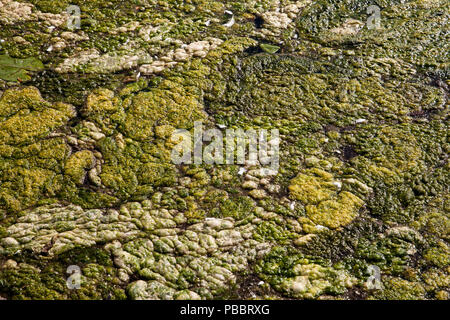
[0,0,448,300]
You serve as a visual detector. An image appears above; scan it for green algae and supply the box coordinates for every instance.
[0,246,126,299]
[254,246,356,299]
[0,87,74,212]
[0,0,448,300]
[65,150,96,185]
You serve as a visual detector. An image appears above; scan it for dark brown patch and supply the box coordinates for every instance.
[342,286,369,300]
[254,16,264,29]
[341,145,358,161]
[408,108,440,120]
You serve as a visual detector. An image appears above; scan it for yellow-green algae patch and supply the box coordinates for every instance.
[0,86,75,212]
[289,168,364,229]
[65,150,96,185]
[0,87,75,145]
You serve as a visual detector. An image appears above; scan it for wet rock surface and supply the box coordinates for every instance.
[0,0,448,300]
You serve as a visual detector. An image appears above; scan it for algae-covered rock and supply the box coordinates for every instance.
[65,150,96,185]
[289,168,364,229]
[0,0,448,301]
[0,86,74,212]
